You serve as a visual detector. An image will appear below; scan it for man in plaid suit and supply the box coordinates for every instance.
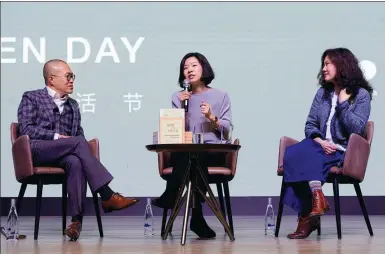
[17,59,139,241]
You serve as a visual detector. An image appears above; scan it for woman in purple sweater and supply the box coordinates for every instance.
[282,48,373,239]
[152,52,233,239]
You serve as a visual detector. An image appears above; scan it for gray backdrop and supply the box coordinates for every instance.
[1,2,384,197]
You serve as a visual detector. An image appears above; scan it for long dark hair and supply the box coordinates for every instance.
[317,48,373,100]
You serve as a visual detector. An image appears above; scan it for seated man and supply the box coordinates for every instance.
[17,59,139,241]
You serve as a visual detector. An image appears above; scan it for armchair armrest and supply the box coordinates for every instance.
[342,133,370,182]
[12,135,34,182]
[88,138,100,160]
[277,136,299,171]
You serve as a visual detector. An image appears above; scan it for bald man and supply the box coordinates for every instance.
[17,59,139,241]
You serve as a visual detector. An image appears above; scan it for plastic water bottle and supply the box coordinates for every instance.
[144,198,154,237]
[264,197,275,236]
[6,199,19,243]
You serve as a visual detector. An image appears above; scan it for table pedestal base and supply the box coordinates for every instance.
[161,152,235,245]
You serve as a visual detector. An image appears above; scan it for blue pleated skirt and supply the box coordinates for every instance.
[282,139,344,214]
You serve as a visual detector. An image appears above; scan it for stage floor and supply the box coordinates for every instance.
[1,215,384,253]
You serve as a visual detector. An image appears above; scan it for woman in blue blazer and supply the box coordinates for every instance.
[283,48,374,239]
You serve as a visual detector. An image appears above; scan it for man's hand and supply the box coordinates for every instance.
[58,134,71,139]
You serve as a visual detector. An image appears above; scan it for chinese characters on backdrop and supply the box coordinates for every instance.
[75,92,144,114]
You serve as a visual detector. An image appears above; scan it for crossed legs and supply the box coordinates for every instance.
[32,136,139,240]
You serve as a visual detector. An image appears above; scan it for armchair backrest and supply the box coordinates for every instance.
[363,121,374,145]
[10,122,35,182]
[10,122,19,144]
[157,151,172,176]
[339,121,375,182]
[226,138,240,176]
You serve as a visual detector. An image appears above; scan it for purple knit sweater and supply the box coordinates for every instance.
[172,88,233,144]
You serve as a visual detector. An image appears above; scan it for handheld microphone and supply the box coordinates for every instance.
[182,79,190,112]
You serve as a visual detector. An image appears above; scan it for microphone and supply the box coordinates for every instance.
[182,79,190,112]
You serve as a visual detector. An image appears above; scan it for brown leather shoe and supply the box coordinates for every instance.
[101,193,139,213]
[64,221,82,241]
[309,189,330,218]
[287,215,319,239]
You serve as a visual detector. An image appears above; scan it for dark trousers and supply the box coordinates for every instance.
[165,152,226,203]
[31,136,113,216]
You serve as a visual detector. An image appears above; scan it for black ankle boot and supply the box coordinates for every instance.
[151,196,175,209]
[152,183,179,209]
[190,204,216,239]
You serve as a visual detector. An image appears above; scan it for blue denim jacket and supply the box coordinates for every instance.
[304,87,371,149]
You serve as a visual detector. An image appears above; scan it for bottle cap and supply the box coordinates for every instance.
[11,198,16,207]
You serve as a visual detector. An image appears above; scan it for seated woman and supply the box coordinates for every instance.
[283,47,373,239]
[152,52,233,239]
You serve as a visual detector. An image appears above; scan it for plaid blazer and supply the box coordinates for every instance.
[17,87,84,147]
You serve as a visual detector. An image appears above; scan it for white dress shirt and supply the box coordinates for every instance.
[46,86,69,140]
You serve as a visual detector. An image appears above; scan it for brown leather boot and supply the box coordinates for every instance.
[287,215,319,239]
[323,192,331,212]
[309,189,330,218]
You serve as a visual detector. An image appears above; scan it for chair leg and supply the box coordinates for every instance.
[216,183,227,231]
[92,191,104,237]
[275,178,285,237]
[332,177,342,239]
[62,181,67,235]
[34,180,43,240]
[317,218,321,235]
[223,181,234,236]
[161,209,168,236]
[354,183,373,236]
[160,209,174,235]
[16,183,27,213]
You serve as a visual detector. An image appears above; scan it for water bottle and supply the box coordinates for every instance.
[6,198,19,243]
[264,197,275,236]
[144,198,154,237]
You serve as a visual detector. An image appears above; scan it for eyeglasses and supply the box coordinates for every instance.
[50,73,76,81]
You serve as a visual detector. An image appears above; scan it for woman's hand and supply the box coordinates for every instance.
[315,138,337,154]
[178,90,192,102]
[338,88,351,103]
[200,101,213,119]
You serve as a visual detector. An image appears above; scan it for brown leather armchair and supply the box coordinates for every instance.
[274,121,374,239]
[10,122,103,240]
[157,139,240,236]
